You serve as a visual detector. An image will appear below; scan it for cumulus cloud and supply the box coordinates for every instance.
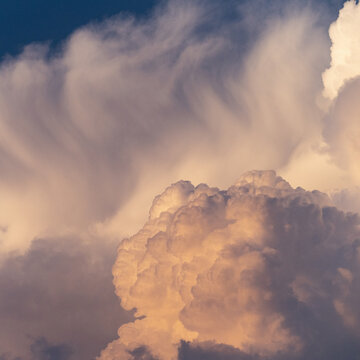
[321,1,360,191]
[330,186,360,214]
[322,0,360,99]
[98,170,360,360]
[323,77,360,185]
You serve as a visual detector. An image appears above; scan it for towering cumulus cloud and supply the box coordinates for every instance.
[99,171,360,360]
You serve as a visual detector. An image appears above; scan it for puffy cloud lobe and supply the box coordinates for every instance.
[98,171,360,360]
[322,0,360,99]
[178,341,257,360]
[0,1,343,359]
[29,338,73,360]
[330,186,360,215]
[323,78,360,184]
[321,0,360,196]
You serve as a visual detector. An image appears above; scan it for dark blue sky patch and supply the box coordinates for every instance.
[0,0,156,59]
[128,346,158,360]
[0,0,347,60]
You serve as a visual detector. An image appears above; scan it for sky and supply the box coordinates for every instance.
[1,0,360,359]
[0,0,346,59]
[0,0,156,59]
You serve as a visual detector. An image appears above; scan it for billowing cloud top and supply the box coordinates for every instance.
[322,0,360,99]
[98,170,360,360]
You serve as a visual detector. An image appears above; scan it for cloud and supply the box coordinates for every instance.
[0,0,332,254]
[98,170,360,360]
[29,338,73,360]
[0,236,133,360]
[323,77,360,185]
[330,186,360,214]
[320,2,360,189]
[322,0,360,100]
[0,0,360,359]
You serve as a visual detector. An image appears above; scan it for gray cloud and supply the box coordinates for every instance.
[0,236,133,360]
[178,341,257,360]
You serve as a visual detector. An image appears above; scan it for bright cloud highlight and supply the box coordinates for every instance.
[322,0,360,100]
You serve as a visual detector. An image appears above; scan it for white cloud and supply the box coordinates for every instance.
[322,0,360,100]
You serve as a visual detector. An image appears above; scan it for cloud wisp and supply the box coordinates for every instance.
[0,0,333,254]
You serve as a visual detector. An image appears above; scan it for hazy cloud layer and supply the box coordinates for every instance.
[0,236,133,360]
[98,170,360,359]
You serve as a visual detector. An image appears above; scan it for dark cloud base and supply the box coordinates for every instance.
[1,0,360,358]
[30,338,73,360]
[178,341,256,360]
[0,237,133,360]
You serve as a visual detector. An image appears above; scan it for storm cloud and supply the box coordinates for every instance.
[0,0,360,359]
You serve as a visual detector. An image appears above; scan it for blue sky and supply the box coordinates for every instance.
[0,0,156,58]
[0,0,346,59]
